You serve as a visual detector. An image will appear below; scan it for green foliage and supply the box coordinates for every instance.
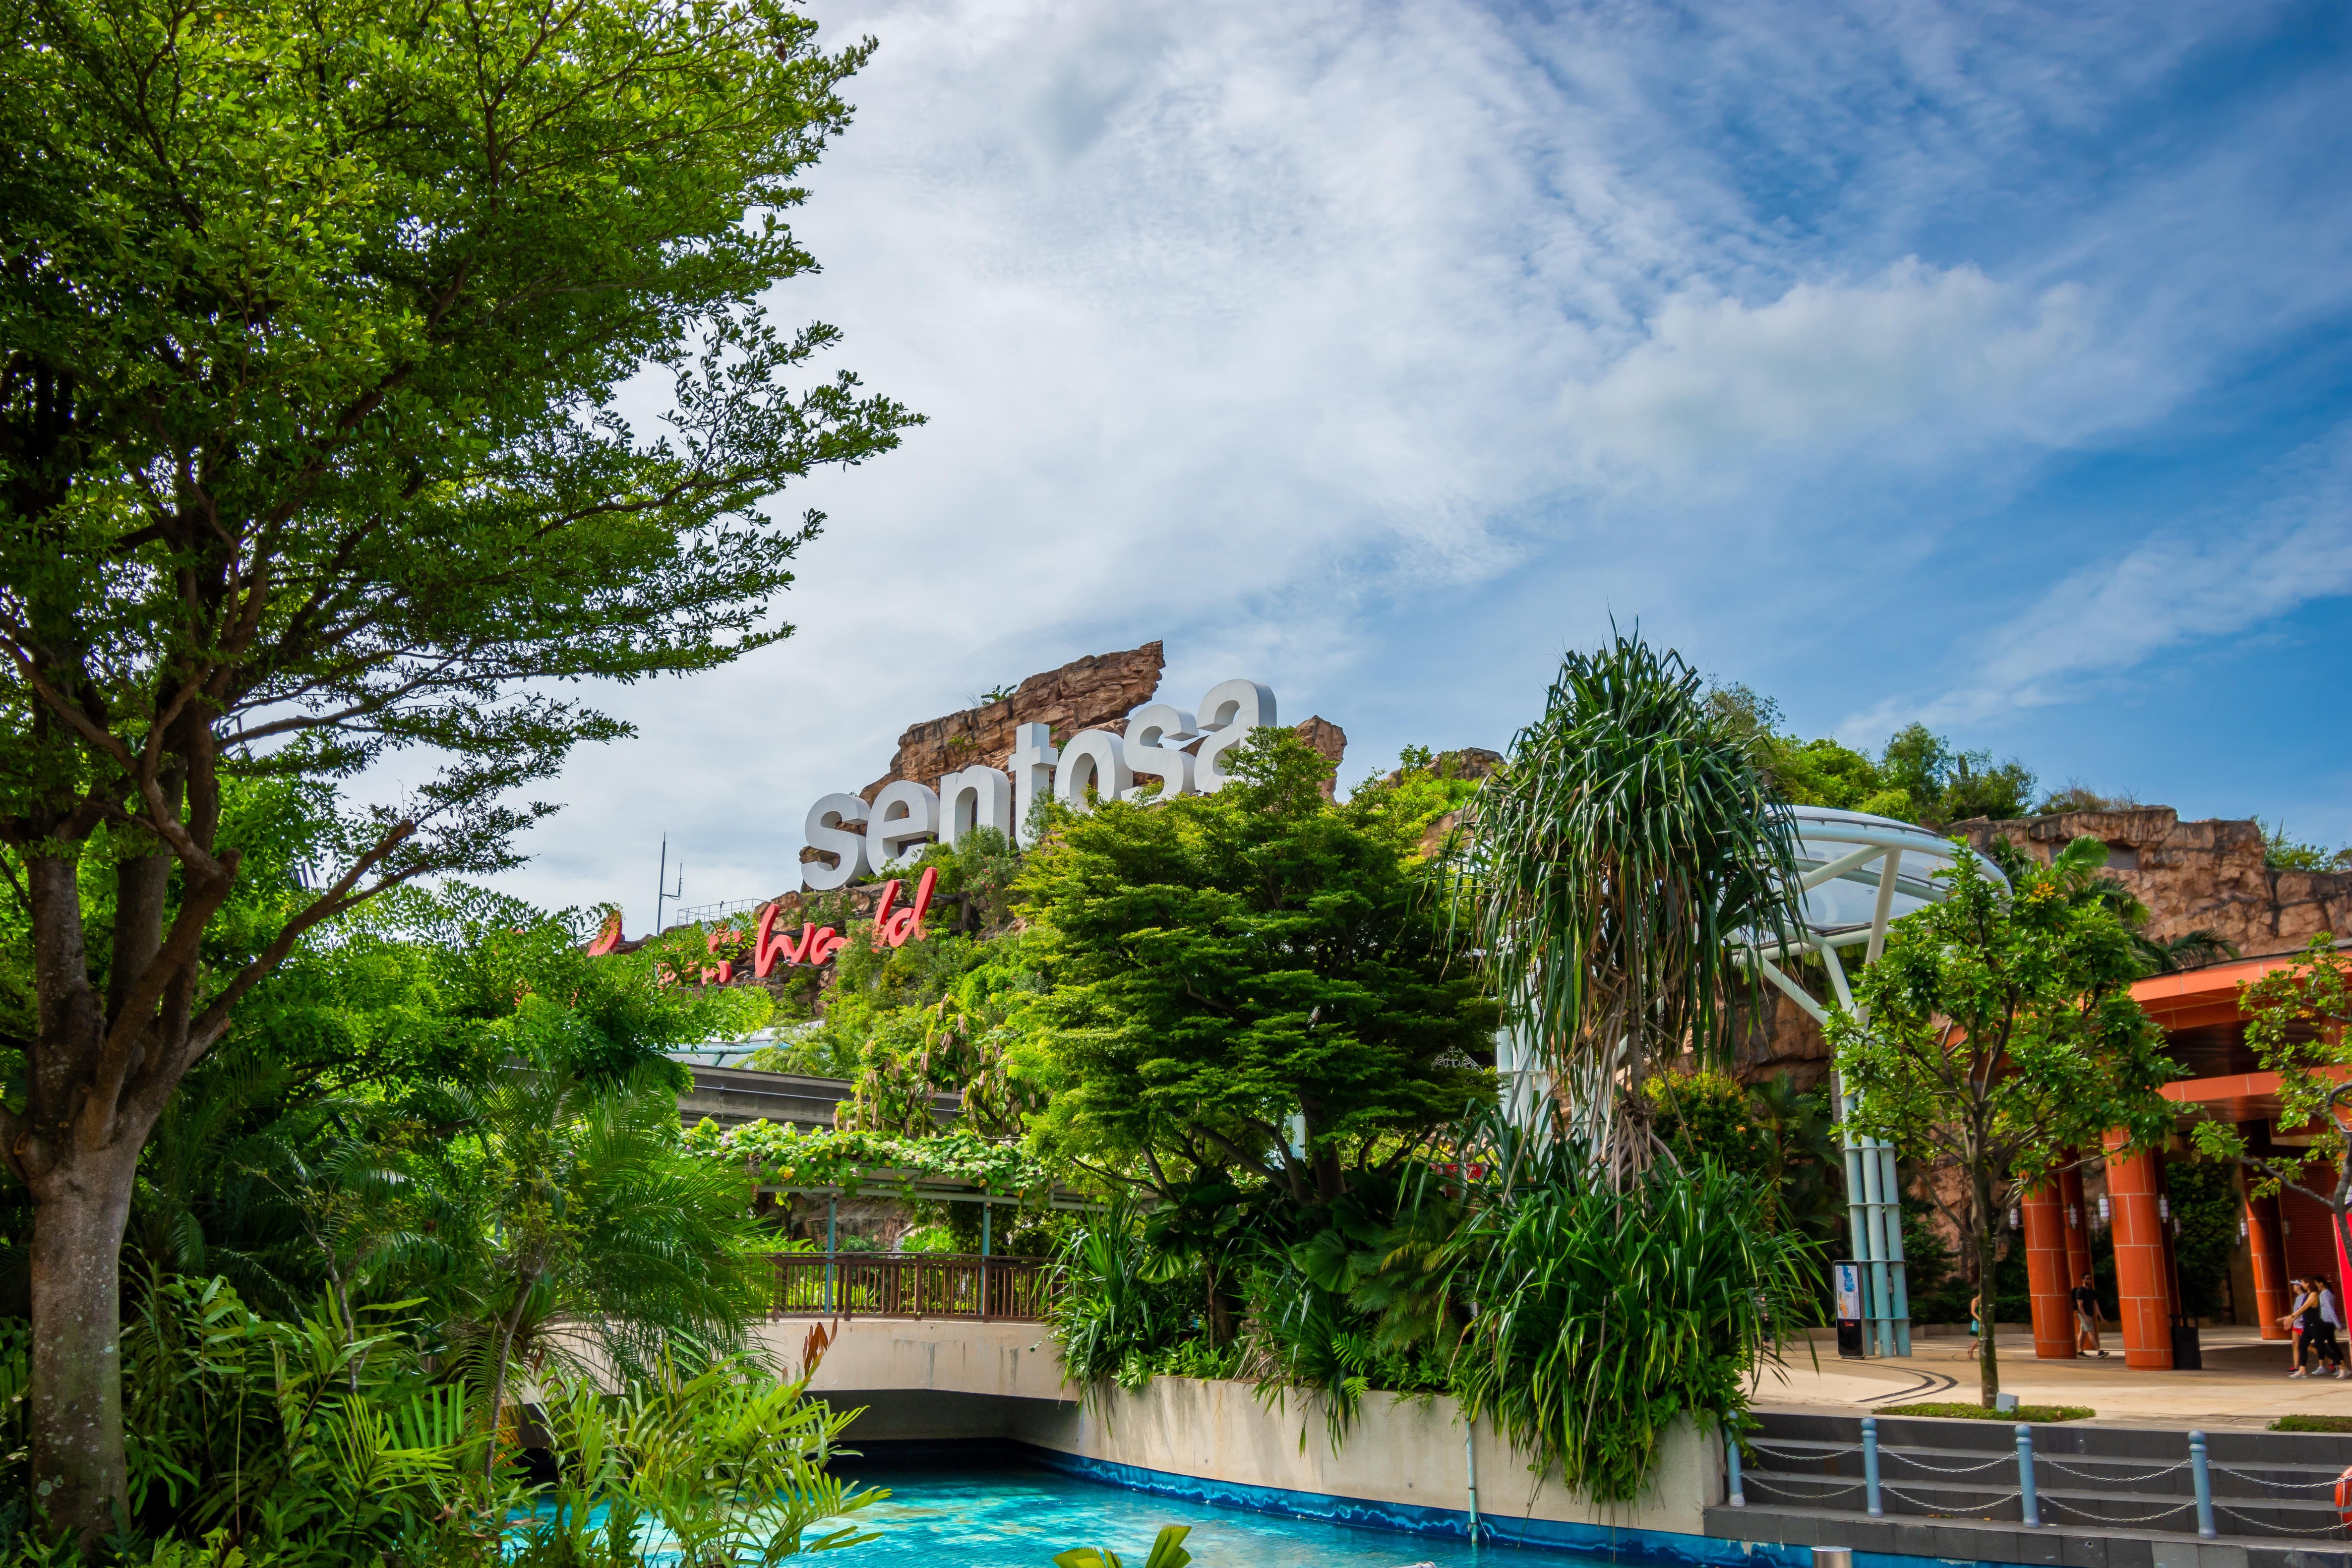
[1046,1200,1196,1399]
[739,832,1042,1132]
[1348,748,1487,854]
[1443,1140,1814,1503]
[2257,821,2352,873]
[2166,1158,2242,1319]
[2272,1415,2352,1433]
[0,0,911,1517]
[54,1273,878,1565]
[1876,725,2037,824]
[1015,727,1495,1208]
[1464,633,1800,1181]
[1898,1197,1976,1326]
[681,1120,1054,1200]
[1051,1525,1193,1568]
[1776,739,1906,816]
[1642,1072,1777,1184]
[2190,936,2352,1266]
[1715,684,2043,827]
[519,1356,881,1568]
[1833,838,2178,1403]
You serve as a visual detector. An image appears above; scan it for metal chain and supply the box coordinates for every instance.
[1748,1443,1862,1461]
[1746,1473,1864,1492]
[1878,1482,2019,1510]
[2213,1467,2347,1490]
[2216,1504,2350,1537]
[2042,1495,2194,1526]
[2035,1457,2189,1484]
[1883,1451,2027,1475]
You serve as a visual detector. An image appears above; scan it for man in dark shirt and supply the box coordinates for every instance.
[2073,1273,2109,1357]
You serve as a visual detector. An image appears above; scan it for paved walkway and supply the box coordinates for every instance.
[1754,1325,2352,1430]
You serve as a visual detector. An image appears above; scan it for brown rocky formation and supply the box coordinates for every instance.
[862,641,1168,799]
[860,640,1357,803]
[1294,716,1348,799]
[1950,806,2352,956]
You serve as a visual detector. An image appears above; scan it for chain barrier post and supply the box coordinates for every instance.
[2190,1431,2216,1538]
[1863,1417,1883,1517]
[1727,1429,1746,1508]
[2016,1424,2040,1528]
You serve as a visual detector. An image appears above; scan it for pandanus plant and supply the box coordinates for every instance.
[1458,630,1801,1187]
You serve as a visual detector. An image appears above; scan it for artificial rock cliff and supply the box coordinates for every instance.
[1951,806,2352,955]
[862,642,1170,798]
[861,640,1348,799]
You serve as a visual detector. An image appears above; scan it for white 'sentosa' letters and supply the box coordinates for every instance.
[797,679,1278,889]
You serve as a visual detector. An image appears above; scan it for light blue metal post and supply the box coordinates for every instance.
[1877,1144,1913,1355]
[826,1197,837,1314]
[1863,1417,1882,1517]
[1727,1430,1745,1508]
[2190,1431,2216,1538]
[2015,1424,2039,1528]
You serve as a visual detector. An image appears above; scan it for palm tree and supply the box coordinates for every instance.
[1981,835,2240,976]
[1458,631,1802,1185]
[428,1059,774,1478]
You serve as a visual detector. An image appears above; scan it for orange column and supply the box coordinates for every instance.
[2106,1132,2176,1369]
[2021,1181,2076,1358]
[2247,1188,2292,1340]
[2059,1158,2094,1288]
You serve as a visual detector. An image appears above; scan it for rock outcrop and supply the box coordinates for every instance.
[1294,716,1348,799]
[861,640,1353,800]
[1950,806,2352,956]
[862,642,1168,798]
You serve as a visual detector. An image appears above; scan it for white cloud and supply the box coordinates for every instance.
[437,0,2352,916]
[1558,264,2150,472]
[1849,425,2352,731]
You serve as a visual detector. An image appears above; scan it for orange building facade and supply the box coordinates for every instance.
[2018,952,2345,1367]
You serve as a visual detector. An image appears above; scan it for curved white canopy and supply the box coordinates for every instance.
[1780,805,2005,951]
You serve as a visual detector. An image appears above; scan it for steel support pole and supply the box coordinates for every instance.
[1822,941,1896,1354]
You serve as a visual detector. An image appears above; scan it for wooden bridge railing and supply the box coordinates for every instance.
[768,1253,1057,1322]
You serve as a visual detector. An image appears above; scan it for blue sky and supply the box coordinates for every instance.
[492,0,2352,921]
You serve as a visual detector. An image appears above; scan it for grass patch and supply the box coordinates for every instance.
[2270,1414,2352,1434]
[1874,1401,2094,1423]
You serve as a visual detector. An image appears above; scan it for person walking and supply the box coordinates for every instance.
[2318,1277,2348,1378]
[2285,1278,2325,1378]
[2072,1271,2109,1357]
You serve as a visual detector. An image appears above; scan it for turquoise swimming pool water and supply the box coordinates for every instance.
[825,1457,1518,1567]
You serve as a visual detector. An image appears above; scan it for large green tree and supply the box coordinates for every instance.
[0,0,911,1530]
[1831,839,2178,1405]
[1014,731,1494,1215]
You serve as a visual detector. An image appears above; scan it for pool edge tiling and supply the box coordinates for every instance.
[954,1442,2034,1568]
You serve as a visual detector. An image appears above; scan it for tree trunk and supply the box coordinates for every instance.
[1204,1263,1235,1346]
[1974,1182,2001,1408]
[26,1143,140,1541]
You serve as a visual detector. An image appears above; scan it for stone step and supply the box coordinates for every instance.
[1705,1501,2352,1568]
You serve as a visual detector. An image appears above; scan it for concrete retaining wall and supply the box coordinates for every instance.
[761,1317,1724,1537]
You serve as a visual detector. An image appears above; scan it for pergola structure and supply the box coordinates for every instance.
[1739,806,2004,1358]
